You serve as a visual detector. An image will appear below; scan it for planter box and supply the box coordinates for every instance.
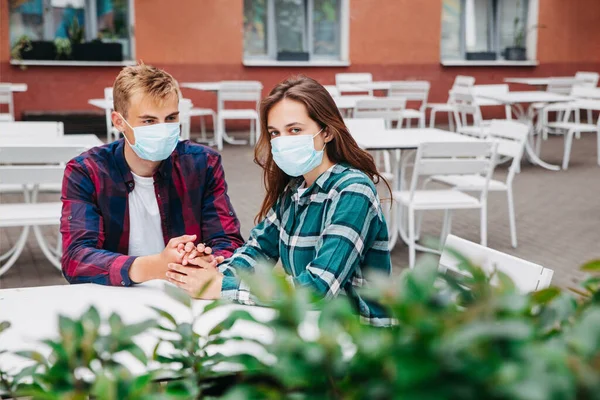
[504,47,527,61]
[277,51,309,61]
[465,51,497,61]
[20,41,56,61]
[73,42,123,62]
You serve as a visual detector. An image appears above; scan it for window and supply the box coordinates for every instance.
[243,0,346,62]
[9,0,133,61]
[441,0,531,61]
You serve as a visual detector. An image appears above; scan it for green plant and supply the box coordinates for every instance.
[68,16,85,45]
[3,256,600,399]
[54,37,72,60]
[10,35,32,62]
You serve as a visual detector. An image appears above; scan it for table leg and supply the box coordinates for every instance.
[510,103,561,171]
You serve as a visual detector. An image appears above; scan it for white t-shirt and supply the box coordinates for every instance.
[128,172,165,257]
[297,182,308,197]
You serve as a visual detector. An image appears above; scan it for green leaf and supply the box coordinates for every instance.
[126,343,148,365]
[165,284,192,308]
[14,350,46,364]
[108,313,124,334]
[81,306,101,331]
[209,310,262,336]
[149,306,178,328]
[0,321,10,334]
[124,319,158,337]
[581,259,600,273]
[531,287,562,305]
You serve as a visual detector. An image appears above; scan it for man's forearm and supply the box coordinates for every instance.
[128,254,163,283]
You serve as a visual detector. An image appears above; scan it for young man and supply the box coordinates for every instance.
[60,64,244,288]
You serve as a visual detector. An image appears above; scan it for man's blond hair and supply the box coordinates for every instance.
[113,64,180,117]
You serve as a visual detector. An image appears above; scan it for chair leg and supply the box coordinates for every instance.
[587,109,593,124]
[217,117,224,151]
[408,207,416,269]
[597,130,600,167]
[430,109,437,128]
[200,116,207,141]
[562,130,575,170]
[507,187,517,248]
[250,119,255,146]
[447,111,454,132]
[440,209,453,246]
[480,204,488,247]
[419,113,425,128]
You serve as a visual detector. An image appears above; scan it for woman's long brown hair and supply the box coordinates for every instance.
[254,75,391,223]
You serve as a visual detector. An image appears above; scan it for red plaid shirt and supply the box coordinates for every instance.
[60,139,244,286]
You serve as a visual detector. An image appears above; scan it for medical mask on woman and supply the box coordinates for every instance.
[271,128,326,177]
[119,114,180,162]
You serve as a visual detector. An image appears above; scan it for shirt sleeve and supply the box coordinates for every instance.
[293,181,383,299]
[201,153,245,259]
[60,159,136,286]
[218,202,282,305]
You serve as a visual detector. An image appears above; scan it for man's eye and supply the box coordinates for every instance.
[143,120,154,124]
[167,116,177,121]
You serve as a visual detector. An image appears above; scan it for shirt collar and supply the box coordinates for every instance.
[289,163,350,201]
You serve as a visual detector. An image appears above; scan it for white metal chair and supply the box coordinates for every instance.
[473,84,513,118]
[178,98,193,141]
[393,141,498,268]
[324,85,340,98]
[0,121,65,194]
[427,75,475,130]
[0,144,88,277]
[103,87,120,142]
[388,81,430,128]
[429,120,529,248]
[335,73,373,96]
[450,86,490,138]
[216,81,262,151]
[575,72,600,87]
[0,85,15,122]
[439,234,554,293]
[543,100,600,169]
[353,98,407,129]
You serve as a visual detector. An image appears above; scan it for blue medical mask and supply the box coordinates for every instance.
[119,114,180,162]
[271,128,326,177]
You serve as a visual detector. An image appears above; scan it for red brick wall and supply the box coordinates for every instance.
[1,0,599,122]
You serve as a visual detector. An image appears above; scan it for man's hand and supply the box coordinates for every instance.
[128,234,197,283]
[179,243,225,268]
[166,263,223,299]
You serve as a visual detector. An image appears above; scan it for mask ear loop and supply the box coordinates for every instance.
[313,127,327,151]
[118,113,135,146]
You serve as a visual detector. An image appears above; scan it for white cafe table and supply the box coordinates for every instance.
[477,91,572,171]
[346,121,480,249]
[0,280,292,377]
[334,95,374,112]
[88,98,111,110]
[0,134,103,148]
[0,83,28,92]
[504,77,574,87]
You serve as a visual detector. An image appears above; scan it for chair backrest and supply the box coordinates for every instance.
[453,75,476,88]
[178,98,193,140]
[0,145,87,185]
[408,141,497,202]
[487,119,529,183]
[440,234,554,293]
[575,72,600,87]
[324,85,340,98]
[571,86,600,100]
[0,85,15,121]
[472,84,509,97]
[353,98,407,128]
[104,87,114,102]
[450,86,483,132]
[0,121,64,137]
[547,78,576,95]
[388,81,430,110]
[344,118,387,137]
[335,73,373,86]
[217,81,263,110]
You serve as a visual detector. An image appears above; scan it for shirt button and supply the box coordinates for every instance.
[157,194,161,198]
[67,216,72,220]
[121,281,126,286]
[128,182,133,188]
[229,212,234,216]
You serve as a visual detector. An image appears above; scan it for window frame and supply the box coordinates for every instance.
[243,0,350,66]
[9,0,136,63]
[442,0,539,66]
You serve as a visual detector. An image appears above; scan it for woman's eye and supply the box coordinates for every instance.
[270,131,279,137]
[290,128,301,134]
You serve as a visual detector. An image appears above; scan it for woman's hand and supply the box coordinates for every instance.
[166,263,223,299]
[178,242,225,267]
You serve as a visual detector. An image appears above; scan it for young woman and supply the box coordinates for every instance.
[167,76,392,325]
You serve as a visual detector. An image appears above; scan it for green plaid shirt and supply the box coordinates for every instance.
[220,164,392,326]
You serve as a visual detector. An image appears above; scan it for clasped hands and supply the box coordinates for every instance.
[166,238,225,299]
